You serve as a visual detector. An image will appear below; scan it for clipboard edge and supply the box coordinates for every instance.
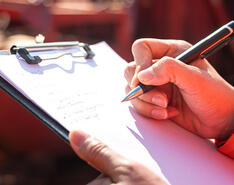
[0,76,70,144]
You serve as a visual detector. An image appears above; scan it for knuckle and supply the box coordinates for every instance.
[132,40,153,67]
[169,40,192,57]
[123,66,130,79]
[177,40,192,53]
[131,39,146,52]
[115,159,137,176]
[178,39,192,48]
[160,56,176,70]
[154,57,178,83]
[124,62,136,81]
[124,62,136,83]
[81,138,109,163]
[160,56,185,84]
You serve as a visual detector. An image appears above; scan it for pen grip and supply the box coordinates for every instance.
[125,21,234,102]
[139,83,155,93]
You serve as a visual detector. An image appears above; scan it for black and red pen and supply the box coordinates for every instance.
[122,20,234,102]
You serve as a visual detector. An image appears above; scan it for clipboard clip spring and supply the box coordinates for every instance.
[10,41,95,64]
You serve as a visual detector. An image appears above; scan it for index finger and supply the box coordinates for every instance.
[132,39,191,66]
[131,39,191,87]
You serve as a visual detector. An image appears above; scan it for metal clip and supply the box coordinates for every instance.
[10,41,95,64]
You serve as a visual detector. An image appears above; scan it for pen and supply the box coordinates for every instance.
[122,20,234,102]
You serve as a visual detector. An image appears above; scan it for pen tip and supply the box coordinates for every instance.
[121,86,144,102]
[121,97,128,103]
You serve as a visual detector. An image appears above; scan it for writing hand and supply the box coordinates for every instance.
[124,39,234,140]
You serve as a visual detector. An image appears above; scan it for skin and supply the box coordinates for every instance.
[125,39,234,141]
[69,130,169,185]
[69,39,234,185]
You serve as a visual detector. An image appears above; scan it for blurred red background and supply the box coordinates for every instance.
[0,0,233,184]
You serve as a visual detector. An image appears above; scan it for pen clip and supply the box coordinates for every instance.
[200,34,234,59]
[18,48,42,64]
[200,26,233,59]
[79,43,95,59]
[10,42,95,64]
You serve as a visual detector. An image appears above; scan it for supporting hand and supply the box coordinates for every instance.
[69,130,169,185]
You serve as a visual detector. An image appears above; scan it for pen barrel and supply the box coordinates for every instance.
[176,21,234,63]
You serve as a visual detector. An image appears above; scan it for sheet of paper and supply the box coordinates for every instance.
[0,42,234,185]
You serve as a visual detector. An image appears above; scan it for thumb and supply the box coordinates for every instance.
[69,130,126,180]
[138,56,207,92]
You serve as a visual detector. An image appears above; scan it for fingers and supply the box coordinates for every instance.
[130,97,179,120]
[138,56,209,93]
[130,39,153,88]
[139,88,168,108]
[132,39,191,63]
[125,80,179,120]
[69,130,128,181]
[125,85,168,108]
[124,60,159,88]
[130,39,191,87]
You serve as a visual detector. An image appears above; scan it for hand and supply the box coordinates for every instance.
[124,39,234,140]
[69,130,169,185]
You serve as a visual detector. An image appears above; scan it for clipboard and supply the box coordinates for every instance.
[0,41,95,144]
[1,41,234,185]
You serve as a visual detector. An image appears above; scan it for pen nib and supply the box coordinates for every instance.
[121,86,144,102]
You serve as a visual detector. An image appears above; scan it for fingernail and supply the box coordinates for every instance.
[70,130,88,148]
[152,109,167,119]
[152,96,167,108]
[138,67,155,82]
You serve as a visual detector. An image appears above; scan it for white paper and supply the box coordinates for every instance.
[0,42,234,185]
